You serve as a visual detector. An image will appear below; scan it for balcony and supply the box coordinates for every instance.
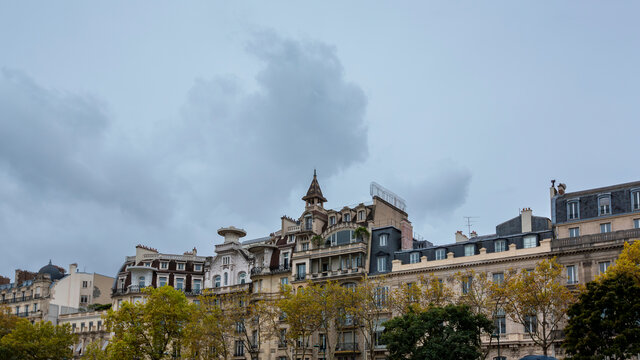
[335,342,359,352]
[294,273,307,282]
[552,228,640,251]
[270,264,291,275]
[293,240,367,260]
[310,266,365,281]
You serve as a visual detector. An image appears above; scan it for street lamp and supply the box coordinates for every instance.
[491,333,501,359]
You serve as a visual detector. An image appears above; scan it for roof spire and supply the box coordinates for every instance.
[302,170,327,203]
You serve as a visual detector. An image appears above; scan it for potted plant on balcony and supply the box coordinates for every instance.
[312,235,324,248]
[353,227,370,242]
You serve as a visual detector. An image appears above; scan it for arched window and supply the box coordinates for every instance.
[238,272,247,285]
[224,272,228,286]
[138,276,145,288]
[214,275,221,288]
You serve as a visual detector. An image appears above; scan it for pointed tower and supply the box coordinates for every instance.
[302,169,327,208]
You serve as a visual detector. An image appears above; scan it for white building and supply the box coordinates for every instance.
[204,227,257,290]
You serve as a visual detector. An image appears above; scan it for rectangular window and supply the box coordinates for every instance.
[569,227,580,237]
[235,340,244,356]
[461,276,472,294]
[567,265,577,284]
[464,244,475,256]
[193,279,202,291]
[409,252,420,264]
[524,315,537,334]
[288,235,295,244]
[328,233,337,246]
[158,276,167,287]
[494,240,506,252]
[222,257,230,266]
[301,242,309,251]
[160,262,168,269]
[343,213,351,222]
[599,196,611,215]
[523,235,537,248]
[435,248,446,260]
[175,278,184,290]
[282,252,290,268]
[379,234,388,247]
[374,286,389,307]
[194,264,202,271]
[80,295,88,303]
[377,256,386,272]
[329,216,336,225]
[280,277,289,286]
[568,201,580,220]
[492,273,504,284]
[304,216,313,230]
[632,190,640,211]
[600,223,612,233]
[319,333,326,350]
[82,281,88,288]
[177,262,185,270]
[634,219,640,229]
[599,261,610,274]
[358,210,365,221]
[296,264,306,280]
[494,308,506,335]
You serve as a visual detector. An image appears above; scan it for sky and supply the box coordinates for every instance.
[1,2,639,279]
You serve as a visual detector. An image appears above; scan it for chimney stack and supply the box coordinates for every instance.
[521,208,533,233]
[400,219,413,250]
[455,231,468,243]
[470,230,478,238]
[557,183,566,195]
[69,263,78,274]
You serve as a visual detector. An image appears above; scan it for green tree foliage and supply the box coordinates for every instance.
[382,304,493,360]
[276,285,323,360]
[183,291,233,360]
[81,340,109,360]
[104,286,194,360]
[390,273,454,315]
[563,243,640,360]
[353,227,370,242]
[0,320,75,360]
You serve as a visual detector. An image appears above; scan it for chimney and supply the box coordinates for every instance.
[400,219,413,250]
[521,208,532,233]
[217,226,247,244]
[455,231,468,243]
[69,263,78,274]
[557,183,566,196]
[550,180,557,198]
[470,231,478,238]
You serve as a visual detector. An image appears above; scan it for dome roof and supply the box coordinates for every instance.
[38,260,64,281]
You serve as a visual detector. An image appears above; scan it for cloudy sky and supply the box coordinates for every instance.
[1,2,639,278]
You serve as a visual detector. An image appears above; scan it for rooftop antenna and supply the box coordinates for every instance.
[463,216,479,237]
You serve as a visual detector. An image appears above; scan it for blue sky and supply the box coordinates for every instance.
[1,2,639,278]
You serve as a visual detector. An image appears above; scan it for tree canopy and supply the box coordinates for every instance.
[381,304,493,360]
[0,319,75,360]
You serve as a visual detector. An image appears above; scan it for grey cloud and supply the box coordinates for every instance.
[175,32,368,220]
[402,162,472,220]
[0,69,171,223]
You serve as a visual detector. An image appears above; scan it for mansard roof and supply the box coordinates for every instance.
[302,171,327,202]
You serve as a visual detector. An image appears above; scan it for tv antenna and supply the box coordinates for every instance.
[463,216,479,237]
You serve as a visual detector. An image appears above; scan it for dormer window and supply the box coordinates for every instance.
[329,216,336,225]
[494,240,506,252]
[409,252,420,264]
[176,263,185,270]
[160,262,168,270]
[567,200,580,220]
[288,235,295,244]
[464,244,475,256]
[194,264,202,272]
[598,195,611,216]
[379,234,388,247]
[358,210,365,221]
[435,248,446,260]
[343,213,351,222]
[631,189,640,211]
[523,235,537,248]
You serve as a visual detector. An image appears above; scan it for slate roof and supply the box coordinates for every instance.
[302,171,327,202]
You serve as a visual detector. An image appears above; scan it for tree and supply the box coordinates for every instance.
[382,304,493,360]
[183,292,234,360]
[81,340,109,360]
[500,258,575,356]
[454,270,510,360]
[0,320,75,360]
[276,285,323,360]
[563,271,640,360]
[563,241,640,360]
[306,282,350,360]
[104,286,194,360]
[390,273,454,315]
[349,275,390,360]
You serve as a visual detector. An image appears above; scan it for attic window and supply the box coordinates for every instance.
[344,213,351,222]
[358,210,365,221]
[409,252,420,264]
[329,216,336,225]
